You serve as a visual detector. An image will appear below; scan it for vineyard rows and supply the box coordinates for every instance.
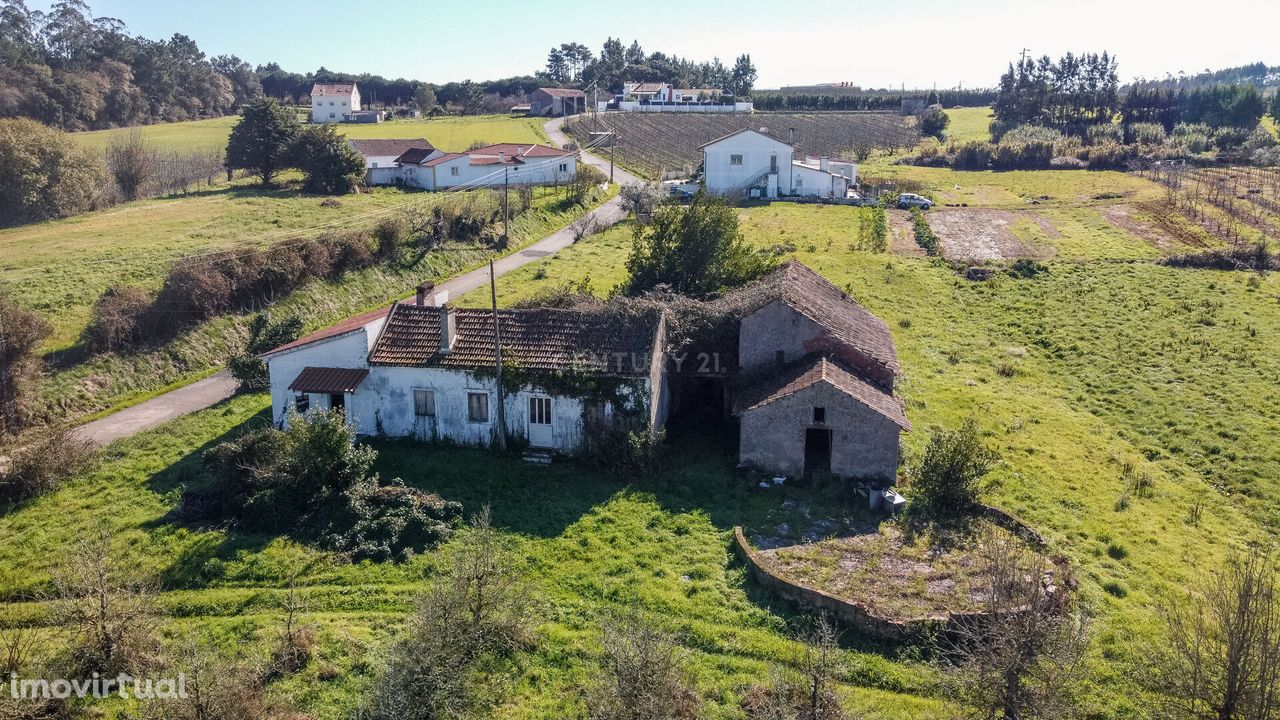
[1139,164,1280,246]
[565,111,918,179]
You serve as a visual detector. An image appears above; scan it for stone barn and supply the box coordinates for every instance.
[724,262,909,481]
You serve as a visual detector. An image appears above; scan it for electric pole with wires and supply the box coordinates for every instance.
[490,258,506,451]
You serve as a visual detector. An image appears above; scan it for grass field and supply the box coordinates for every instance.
[941,106,994,144]
[5,188,1279,716]
[72,113,550,154]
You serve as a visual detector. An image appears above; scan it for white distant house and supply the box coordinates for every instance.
[347,138,440,185]
[311,83,361,123]
[699,129,856,199]
[393,143,577,190]
[261,284,670,453]
[610,81,752,113]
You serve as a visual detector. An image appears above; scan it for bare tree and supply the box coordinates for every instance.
[105,130,153,201]
[1152,547,1280,720]
[271,572,316,676]
[742,615,847,720]
[138,634,294,720]
[47,523,161,677]
[586,610,701,720]
[571,212,601,242]
[363,507,530,720]
[944,528,1088,720]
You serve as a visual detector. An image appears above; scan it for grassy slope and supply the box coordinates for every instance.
[71,114,550,153]
[33,184,617,424]
[942,106,994,144]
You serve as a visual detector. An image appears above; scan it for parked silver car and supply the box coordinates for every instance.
[897,193,933,210]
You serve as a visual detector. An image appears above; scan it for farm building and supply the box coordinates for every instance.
[347,138,437,184]
[393,143,577,190]
[611,81,753,113]
[527,87,586,116]
[311,83,361,123]
[700,129,855,199]
[262,261,905,481]
[263,284,670,453]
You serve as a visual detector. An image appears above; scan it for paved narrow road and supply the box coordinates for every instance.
[72,116,639,447]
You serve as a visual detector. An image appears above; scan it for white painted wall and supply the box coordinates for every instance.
[792,163,850,198]
[703,131,794,195]
[311,87,361,123]
[429,154,576,190]
[265,319,384,427]
[355,366,603,452]
[617,101,752,113]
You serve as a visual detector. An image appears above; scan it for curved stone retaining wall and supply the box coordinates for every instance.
[732,511,1067,642]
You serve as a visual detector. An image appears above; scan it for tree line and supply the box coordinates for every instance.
[543,38,758,97]
[993,51,1277,137]
[0,0,261,130]
[753,87,998,112]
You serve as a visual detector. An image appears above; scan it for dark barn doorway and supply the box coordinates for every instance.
[804,427,832,475]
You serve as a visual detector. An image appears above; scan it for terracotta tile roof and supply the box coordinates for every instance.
[537,87,586,98]
[395,147,442,165]
[421,152,465,167]
[720,261,900,375]
[348,138,433,157]
[262,306,391,357]
[734,355,910,430]
[289,366,369,394]
[369,304,662,377]
[311,83,357,96]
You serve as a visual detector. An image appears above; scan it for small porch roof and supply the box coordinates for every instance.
[288,367,369,394]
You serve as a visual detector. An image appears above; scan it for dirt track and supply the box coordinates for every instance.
[928,208,1053,262]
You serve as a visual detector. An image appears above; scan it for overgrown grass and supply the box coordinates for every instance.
[452,197,1280,718]
[864,165,1166,209]
[72,113,550,153]
[29,185,616,424]
[942,106,994,145]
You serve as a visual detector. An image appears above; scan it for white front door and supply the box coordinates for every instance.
[528,396,553,448]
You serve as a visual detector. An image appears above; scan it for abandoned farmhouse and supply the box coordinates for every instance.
[263,261,909,481]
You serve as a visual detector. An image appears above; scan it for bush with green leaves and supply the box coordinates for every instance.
[1125,122,1167,145]
[624,190,773,296]
[920,107,950,140]
[292,123,365,195]
[228,311,303,391]
[200,410,460,559]
[907,419,1000,522]
[1085,123,1123,146]
[1171,123,1214,154]
[0,118,108,226]
[225,97,301,187]
[0,291,51,436]
[952,141,994,170]
[911,209,940,256]
[0,427,95,504]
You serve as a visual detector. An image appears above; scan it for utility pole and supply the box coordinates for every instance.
[1019,47,1031,65]
[502,168,510,244]
[489,259,506,451]
[609,132,616,183]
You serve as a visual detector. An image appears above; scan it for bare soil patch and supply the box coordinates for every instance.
[886,209,926,256]
[928,208,1054,262]
[1105,202,1213,252]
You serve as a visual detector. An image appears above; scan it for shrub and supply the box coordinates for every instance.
[1158,244,1276,271]
[586,611,701,720]
[375,216,405,260]
[625,191,773,296]
[952,141,993,170]
[228,311,303,391]
[911,209,940,255]
[292,123,365,195]
[907,418,1000,522]
[1085,123,1124,146]
[225,97,301,187]
[84,285,153,353]
[0,427,95,504]
[105,130,153,201]
[991,140,1053,170]
[1126,122,1167,145]
[619,182,666,220]
[1211,126,1252,151]
[1083,143,1134,170]
[1171,123,1213,154]
[0,292,51,436]
[860,206,888,252]
[581,421,666,475]
[1000,124,1068,145]
[920,107,950,140]
[0,118,109,226]
[201,410,459,559]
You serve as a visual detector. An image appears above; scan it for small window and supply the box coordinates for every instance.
[414,389,436,417]
[329,393,345,412]
[371,162,378,168]
[796,176,804,187]
[813,407,826,424]
[559,163,567,172]
[295,393,309,413]
[729,154,743,166]
[467,392,489,422]
[451,166,460,176]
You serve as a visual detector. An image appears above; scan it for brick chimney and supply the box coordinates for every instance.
[438,303,456,352]
[416,281,435,306]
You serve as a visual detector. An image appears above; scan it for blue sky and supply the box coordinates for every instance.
[28,0,1280,88]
